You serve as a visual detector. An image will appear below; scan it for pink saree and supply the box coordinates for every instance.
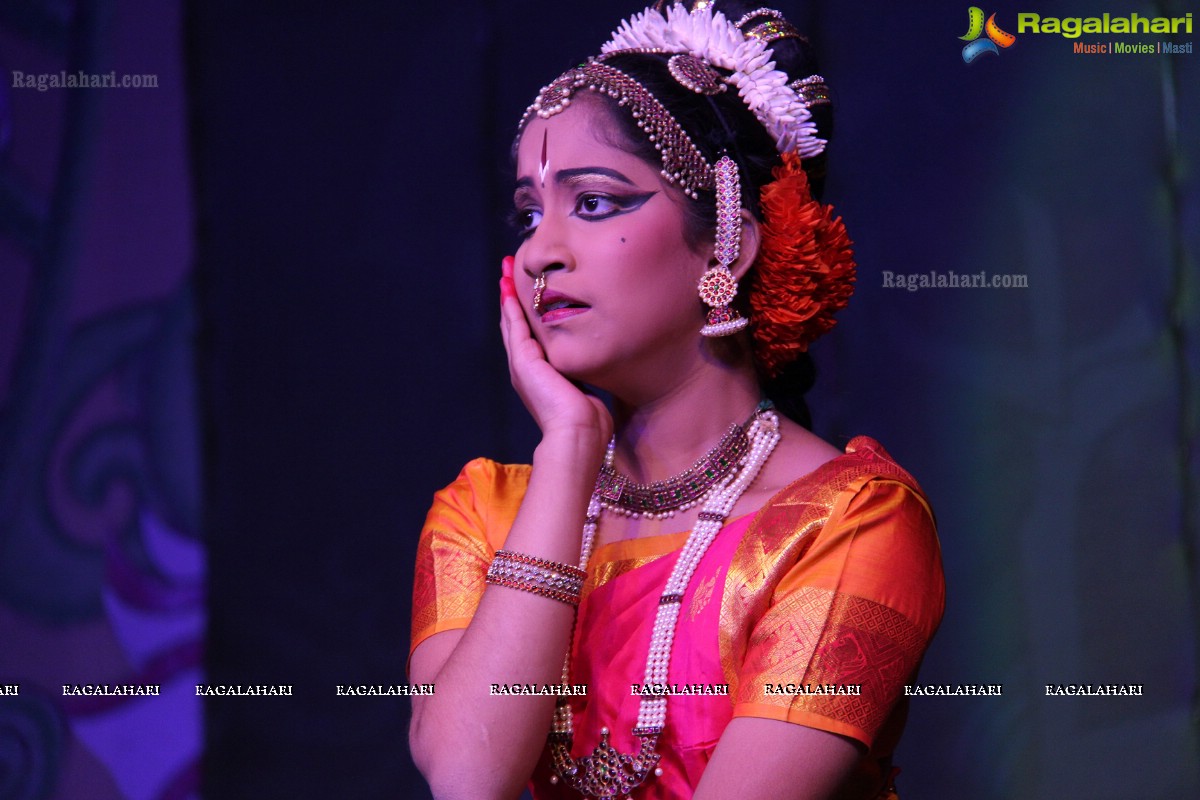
[528,517,752,797]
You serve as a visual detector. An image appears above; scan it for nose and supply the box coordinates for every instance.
[520,210,574,279]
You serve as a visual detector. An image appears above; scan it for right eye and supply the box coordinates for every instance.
[512,207,543,237]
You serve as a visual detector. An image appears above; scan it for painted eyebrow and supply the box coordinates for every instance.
[515,166,638,192]
[557,167,637,186]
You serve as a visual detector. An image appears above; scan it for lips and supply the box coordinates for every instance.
[537,289,590,320]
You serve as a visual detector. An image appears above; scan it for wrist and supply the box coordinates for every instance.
[533,429,606,477]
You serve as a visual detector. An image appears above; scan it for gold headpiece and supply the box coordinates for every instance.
[790,75,831,108]
[519,57,716,199]
[515,4,832,196]
[736,8,807,44]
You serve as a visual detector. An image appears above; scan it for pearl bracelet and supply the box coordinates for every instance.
[486,550,586,607]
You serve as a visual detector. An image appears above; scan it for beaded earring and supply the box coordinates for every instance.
[698,156,749,337]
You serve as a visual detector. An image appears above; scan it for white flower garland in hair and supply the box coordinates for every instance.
[602,2,826,158]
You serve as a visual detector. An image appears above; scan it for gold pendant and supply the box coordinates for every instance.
[548,728,661,798]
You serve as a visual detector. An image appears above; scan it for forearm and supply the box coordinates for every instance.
[693,718,863,800]
[410,432,600,798]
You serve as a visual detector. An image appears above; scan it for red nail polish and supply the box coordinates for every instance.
[499,275,516,303]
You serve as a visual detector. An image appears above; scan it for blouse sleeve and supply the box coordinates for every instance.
[409,458,530,658]
[730,476,945,748]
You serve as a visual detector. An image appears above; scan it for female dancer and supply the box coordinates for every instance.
[409,3,944,798]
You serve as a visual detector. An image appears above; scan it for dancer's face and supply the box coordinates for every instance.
[512,98,713,393]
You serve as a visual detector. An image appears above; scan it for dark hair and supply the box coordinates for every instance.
[589,1,833,429]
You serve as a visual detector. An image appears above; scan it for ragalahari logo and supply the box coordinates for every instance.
[960,7,1016,62]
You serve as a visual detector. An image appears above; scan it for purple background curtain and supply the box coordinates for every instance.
[1,1,1197,798]
[1,0,202,797]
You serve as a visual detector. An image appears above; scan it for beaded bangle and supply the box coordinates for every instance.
[486,550,586,607]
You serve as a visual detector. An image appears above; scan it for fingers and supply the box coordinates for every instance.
[499,255,517,303]
[499,256,531,337]
[500,255,544,367]
[499,255,518,334]
[499,255,521,356]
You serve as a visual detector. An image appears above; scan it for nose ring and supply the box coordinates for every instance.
[532,273,547,314]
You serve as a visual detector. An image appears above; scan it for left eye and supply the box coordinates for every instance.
[576,194,619,217]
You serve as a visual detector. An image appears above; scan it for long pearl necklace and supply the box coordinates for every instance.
[549,402,781,798]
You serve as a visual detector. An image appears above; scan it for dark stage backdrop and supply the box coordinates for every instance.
[2,1,1197,798]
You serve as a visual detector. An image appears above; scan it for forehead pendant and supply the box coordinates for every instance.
[520,59,715,200]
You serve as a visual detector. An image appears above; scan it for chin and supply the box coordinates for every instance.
[546,354,604,386]
[540,330,695,397]
[543,345,619,389]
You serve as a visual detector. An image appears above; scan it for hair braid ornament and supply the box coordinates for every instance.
[749,152,856,375]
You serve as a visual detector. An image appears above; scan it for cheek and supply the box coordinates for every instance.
[512,242,535,286]
[621,212,688,257]
[626,248,707,305]
[516,272,535,299]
